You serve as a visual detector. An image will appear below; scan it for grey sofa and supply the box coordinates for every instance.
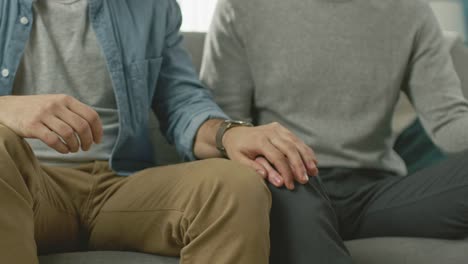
[39,32,468,263]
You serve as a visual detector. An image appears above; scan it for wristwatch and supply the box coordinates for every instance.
[216,120,253,158]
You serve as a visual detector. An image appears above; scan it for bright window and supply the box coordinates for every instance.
[178,0,218,32]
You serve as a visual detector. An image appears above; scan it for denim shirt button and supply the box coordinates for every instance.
[1,68,9,78]
[20,16,29,25]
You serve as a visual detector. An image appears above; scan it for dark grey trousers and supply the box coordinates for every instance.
[269,151,468,264]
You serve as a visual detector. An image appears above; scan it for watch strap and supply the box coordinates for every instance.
[216,120,253,158]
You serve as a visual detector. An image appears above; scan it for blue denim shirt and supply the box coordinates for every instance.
[0,0,228,175]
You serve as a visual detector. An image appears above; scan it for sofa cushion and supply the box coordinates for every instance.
[346,237,468,264]
[39,251,178,264]
[394,118,446,174]
[39,238,468,264]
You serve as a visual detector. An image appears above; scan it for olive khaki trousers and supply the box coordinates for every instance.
[0,125,271,264]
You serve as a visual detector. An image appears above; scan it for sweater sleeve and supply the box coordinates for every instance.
[403,5,468,153]
[200,0,255,123]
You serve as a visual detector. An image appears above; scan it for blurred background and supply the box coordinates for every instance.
[177,0,468,41]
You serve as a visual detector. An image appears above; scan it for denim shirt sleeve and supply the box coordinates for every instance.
[152,0,229,161]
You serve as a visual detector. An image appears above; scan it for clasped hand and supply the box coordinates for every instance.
[222,122,319,190]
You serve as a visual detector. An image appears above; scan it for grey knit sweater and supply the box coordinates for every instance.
[201,0,468,176]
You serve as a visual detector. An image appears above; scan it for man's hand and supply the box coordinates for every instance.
[223,122,319,190]
[0,95,103,154]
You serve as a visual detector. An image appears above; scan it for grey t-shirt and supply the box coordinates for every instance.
[13,0,119,166]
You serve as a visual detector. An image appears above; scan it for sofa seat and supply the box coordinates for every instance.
[39,251,177,264]
[38,237,468,264]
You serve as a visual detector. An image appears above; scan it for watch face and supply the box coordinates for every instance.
[225,120,253,127]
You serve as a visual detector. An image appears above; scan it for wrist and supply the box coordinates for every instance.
[222,126,252,156]
[216,120,253,158]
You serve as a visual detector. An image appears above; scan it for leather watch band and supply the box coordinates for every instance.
[216,120,253,158]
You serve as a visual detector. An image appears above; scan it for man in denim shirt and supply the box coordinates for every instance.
[0,1,318,263]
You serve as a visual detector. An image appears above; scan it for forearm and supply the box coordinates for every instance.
[0,95,13,123]
[193,119,224,159]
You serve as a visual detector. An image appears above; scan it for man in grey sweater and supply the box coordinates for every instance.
[202,0,468,263]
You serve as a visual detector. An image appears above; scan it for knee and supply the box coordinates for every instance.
[0,124,24,150]
[0,125,33,185]
[269,181,335,218]
[196,158,272,213]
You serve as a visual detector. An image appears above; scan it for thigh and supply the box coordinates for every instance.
[356,151,468,239]
[87,159,271,258]
[269,176,353,264]
[35,164,94,254]
[0,125,91,255]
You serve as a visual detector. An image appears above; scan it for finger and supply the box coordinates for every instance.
[255,157,284,187]
[232,154,268,179]
[260,142,295,190]
[269,137,309,184]
[276,125,319,175]
[298,145,320,176]
[66,98,103,144]
[43,116,80,153]
[56,107,94,151]
[35,124,70,154]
